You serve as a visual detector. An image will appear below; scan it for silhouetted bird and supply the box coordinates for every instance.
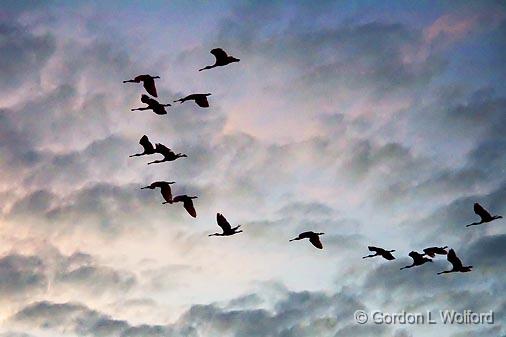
[423,246,448,258]
[123,74,160,97]
[174,93,211,108]
[437,249,472,275]
[289,231,324,249]
[198,48,240,71]
[131,95,171,115]
[466,203,502,227]
[400,251,432,270]
[147,143,187,165]
[165,195,197,218]
[129,135,156,157]
[141,181,175,204]
[209,213,243,237]
[363,246,396,260]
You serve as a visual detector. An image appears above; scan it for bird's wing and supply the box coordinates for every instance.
[216,213,232,231]
[160,185,173,203]
[210,48,228,61]
[423,248,435,257]
[143,77,158,97]
[368,246,381,253]
[384,252,396,260]
[447,249,463,269]
[196,96,209,107]
[172,195,183,203]
[408,251,421,260]
[155,143,174,155]
[139,135,154,152]
[184,199,197,218]
[309,235,323,249]
[474,203,492,220]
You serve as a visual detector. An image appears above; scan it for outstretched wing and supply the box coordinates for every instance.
[447,249,463,269]
[155,143,174,155]
[216,213,232,231]
[211,48,228,61]
[383,251,395,260]
[309,235,323,249]
[143,77,158,97]
[139,135,154,152]
[474,203,492,220]
[160,184,173,203]
[184,199,197,218]
[408,251,421,261]
[423,248,436,258]
[196,96,209,108]
[368,246,382,253]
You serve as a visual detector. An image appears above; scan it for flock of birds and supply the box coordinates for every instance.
[362,204,501,275]
[123,48,503,276]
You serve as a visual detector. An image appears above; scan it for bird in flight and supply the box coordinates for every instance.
[147,143,187,165]
[289,231,324,249]
[165,195,198,218]
[129,135,156,157]
[400,251,432,270]
[209,213,243,237]
[131,95,171,115]
[423,246,448,258]
[466,203,502,227]
[199,48,240,71]
[141,181,175,204]
[123,74,160,97]
[437,249,472,275]
[174,93,211,108]
[362,246,396,260]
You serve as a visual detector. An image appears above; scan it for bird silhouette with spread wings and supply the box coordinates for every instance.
[466,203,502,227]
[209,213,243,237]
[199,48,239,71]
[437,249,472,275]
[123,74,160,97]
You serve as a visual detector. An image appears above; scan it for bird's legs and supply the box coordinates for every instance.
[362,253,379,259]
[198,65,216,71]
[147,159,167,165]
[131,107,151,111]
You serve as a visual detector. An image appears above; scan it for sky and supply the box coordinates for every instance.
[0,1,505,336]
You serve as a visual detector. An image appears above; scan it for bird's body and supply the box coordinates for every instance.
[131,95,171,115]
[400,251,433,270]
[129,135,156,157]
[466,203,502,227]
[123,74,160,97]
[423,246,448,258]
[199,48,240,71]
[437,249,472,275]
[141,181,175,204]
[363,246,396,260]
[167,195,198,218]
[289,231,324,249]
[209,213,243,237]
[147,143,187,165]
[174,93,211,108]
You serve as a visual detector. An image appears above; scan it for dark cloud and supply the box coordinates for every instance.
[0,22,55,92]
[0,254,47,300]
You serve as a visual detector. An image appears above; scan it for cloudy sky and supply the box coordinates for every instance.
[0,1,505,336]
